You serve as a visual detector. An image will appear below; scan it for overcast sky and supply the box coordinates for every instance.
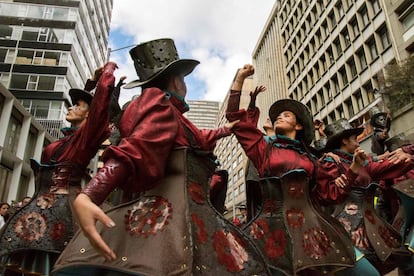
[108,0,275,106]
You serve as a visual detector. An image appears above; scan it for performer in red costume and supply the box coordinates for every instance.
[0,62,118,276]
[321,118,413,275]
[226,64,362,275]
[53,38,270,276]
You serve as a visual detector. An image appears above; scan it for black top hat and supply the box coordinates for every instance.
[269,99,314,145]
[312,137,327,156]
[369,106,389,129]
[385,133,411,152]
[324,118,364,150]
[124,38,199,89]
[69,88,93,106]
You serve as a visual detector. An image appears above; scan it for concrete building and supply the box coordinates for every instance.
[0,83,53,204]
[0,0,113,138]
[185,100,220,129]
[252,0,414,151]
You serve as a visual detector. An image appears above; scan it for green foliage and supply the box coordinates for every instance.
[382,56,414,113]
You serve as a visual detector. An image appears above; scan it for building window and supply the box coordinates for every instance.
[238,169,244,178]
[317,89,325,107]
[368,39,378,60]
[348,58,357,79]
[329,11,337,30]
[334,38,342,56]
[378,28,390,50]
[345,98,354,117]
[238,154,243,164]
[342,28,351,48]
[0,166,13,200]
[327,46,334,65]
[350,18,359,38]
[0,25,12,39]
[5,111,22,154]
[357,48,367,70]
[339,66,348,87]
[371,0,380,15]
[360,7,370,27]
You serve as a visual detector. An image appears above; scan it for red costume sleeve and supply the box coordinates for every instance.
[366,158,413,181]
[57,63,114,166]
[315,160,358,205]
[82,88,179,204]
[226,90,268,175]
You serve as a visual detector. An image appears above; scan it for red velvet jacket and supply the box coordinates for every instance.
[321,149,413,187]
[40,69,114,167]
[226,90,352,205]
[83,88,231,205]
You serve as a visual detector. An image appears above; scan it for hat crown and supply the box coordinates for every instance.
[130,38,180,82]
[324,119,353,138]
[369,106,383,118]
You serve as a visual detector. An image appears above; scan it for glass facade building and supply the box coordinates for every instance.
[0,0,113,138]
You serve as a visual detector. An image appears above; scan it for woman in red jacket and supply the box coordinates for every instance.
[0,62,118,276]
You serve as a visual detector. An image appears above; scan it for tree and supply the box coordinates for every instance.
[379,56,414,114]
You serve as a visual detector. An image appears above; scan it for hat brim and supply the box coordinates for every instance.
[69,88,93,105]
[124,59,199,89]
[269,99,315,145]
[325,128,364,150]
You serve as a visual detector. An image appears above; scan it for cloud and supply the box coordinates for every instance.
[108,0,274,104]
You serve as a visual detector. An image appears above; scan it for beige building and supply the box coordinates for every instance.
[185,100,220,129]
[252,0,414,150]
[0,83,54,204]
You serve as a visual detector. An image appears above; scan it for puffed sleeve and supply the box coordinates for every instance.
[82,88,179,204]
[226,90,267,175]
[58,63,114,166]
[314,158,358,205]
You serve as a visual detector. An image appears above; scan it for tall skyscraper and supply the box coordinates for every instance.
[0,0,113,138]
[252,0,414,150]
[185,100,220,129]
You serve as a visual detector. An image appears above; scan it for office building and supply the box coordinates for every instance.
[252,0,414,149]
[0,0,113,138]
[0,83,54,204]
[185,100,220,129]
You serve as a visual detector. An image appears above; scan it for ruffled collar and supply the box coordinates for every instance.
[271,134,315,158]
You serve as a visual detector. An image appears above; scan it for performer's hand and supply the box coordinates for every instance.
[249,85,266,100]
[322,152,341,163]
[388,148,412,164]
[350,147,366,173]
[224,120,240,130]
[334,174,348,188]
[73,193,117,261]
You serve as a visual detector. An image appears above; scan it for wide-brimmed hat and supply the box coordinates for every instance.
[124,38,199,89]
[369,106,389,129]
[385,133,411,152]
[69,88,93,106]
[269,99,314,145]
[324,118,364,150]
